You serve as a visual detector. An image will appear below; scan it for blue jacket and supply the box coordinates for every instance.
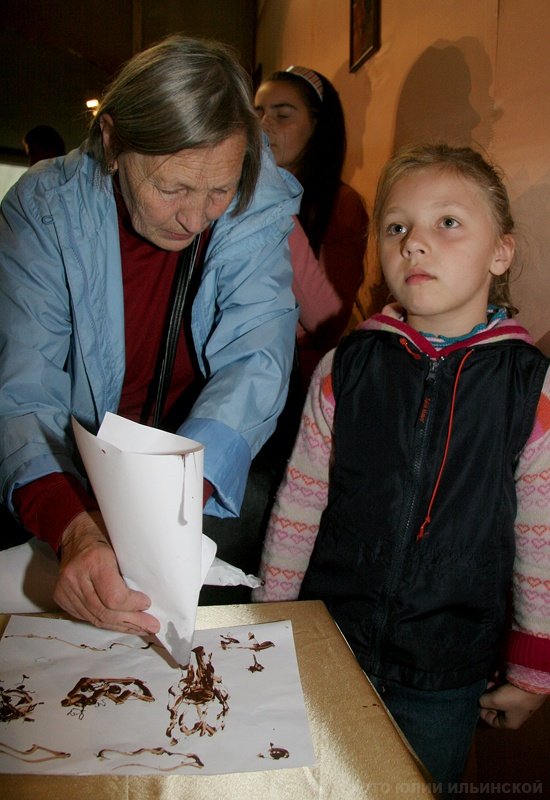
[0,144,301,519]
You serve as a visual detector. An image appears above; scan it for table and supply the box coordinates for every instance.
[0,600,435,799]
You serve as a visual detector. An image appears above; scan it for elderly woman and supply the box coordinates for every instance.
[0,36,300,632]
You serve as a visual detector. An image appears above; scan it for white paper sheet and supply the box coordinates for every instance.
[0,616,315,776]
[72,414,260,666]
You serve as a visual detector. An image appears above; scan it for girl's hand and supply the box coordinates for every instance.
[479,682,547,729]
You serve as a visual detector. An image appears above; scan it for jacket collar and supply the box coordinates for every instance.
[357,311,535,359]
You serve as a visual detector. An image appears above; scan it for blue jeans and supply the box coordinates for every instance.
[368,675,486,795]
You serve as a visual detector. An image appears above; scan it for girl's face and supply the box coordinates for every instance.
[254,80,316,175]
[379,166,514,337]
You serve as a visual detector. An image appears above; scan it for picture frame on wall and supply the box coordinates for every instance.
[350,0,380,72]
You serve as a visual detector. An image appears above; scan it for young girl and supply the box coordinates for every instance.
[253,144,550,791]
[255,66,368,385]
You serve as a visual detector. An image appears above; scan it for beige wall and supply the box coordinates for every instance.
[256,0,550,342]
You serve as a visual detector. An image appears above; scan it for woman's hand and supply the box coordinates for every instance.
[53,510,160,635]
[479,682,547,729]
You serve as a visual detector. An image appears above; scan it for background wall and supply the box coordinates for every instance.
[256,0,550,346]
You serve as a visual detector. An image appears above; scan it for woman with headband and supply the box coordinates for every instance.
[255,65,368,386]
[204,66,371,602]
[202,67,368,604]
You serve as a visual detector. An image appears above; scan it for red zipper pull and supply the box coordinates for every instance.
[399,337,421,359]
[417,516,430,540]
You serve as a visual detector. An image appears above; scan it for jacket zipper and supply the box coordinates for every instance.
[371,355,440,666]
[416,349,474,539]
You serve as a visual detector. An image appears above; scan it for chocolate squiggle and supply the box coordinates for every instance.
[97,746,204,769]
[0,676,42,722]
[220,632,275,652]
[248,654,264,673]
[166,646,229,743]
[61,677,154,719]
[5,633,157,653]
[0,742,70,762]
[258,742,290,760]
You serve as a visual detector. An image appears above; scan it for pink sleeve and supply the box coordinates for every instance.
[252,351,336,602]
[290,221,342,335]
[290,185,368,343]
[506,366,550,692]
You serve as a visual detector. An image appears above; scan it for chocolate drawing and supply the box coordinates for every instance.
[0,742,70,762]
[220,631,275,673]
[166,646,229,743]
[0,676,42,723]
[97,746,204,770]
[0,617,314,776]
[5,632,157,653]
[258,742,290,760]
[246,632,275,652]
[219,634,240,646]
[248,654,264,673]
[61,677,154,719]
[220,632,275,652]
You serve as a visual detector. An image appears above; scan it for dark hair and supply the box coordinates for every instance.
[86,35,261,215]
[23,125,66,165]
[265,69,346,255]
[373,143,517,313]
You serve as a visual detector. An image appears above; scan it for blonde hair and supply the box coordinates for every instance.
[372,144,517,314]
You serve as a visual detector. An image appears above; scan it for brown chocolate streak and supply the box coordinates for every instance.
[5,633,157,652]
[220,632,275,652]
[166,646,229,743]
[248,654,264,673]
[1,677,42,722]
[0,742,70,762]
[97,746,204,769]
[61,677,154,719]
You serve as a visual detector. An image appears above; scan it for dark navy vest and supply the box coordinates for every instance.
[300,329,548,689]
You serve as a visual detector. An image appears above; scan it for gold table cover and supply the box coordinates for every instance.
[0,600,434,799]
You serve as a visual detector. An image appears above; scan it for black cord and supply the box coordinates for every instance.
[152,235,202,428]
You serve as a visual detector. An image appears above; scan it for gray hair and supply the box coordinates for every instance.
[86,35,261,214]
